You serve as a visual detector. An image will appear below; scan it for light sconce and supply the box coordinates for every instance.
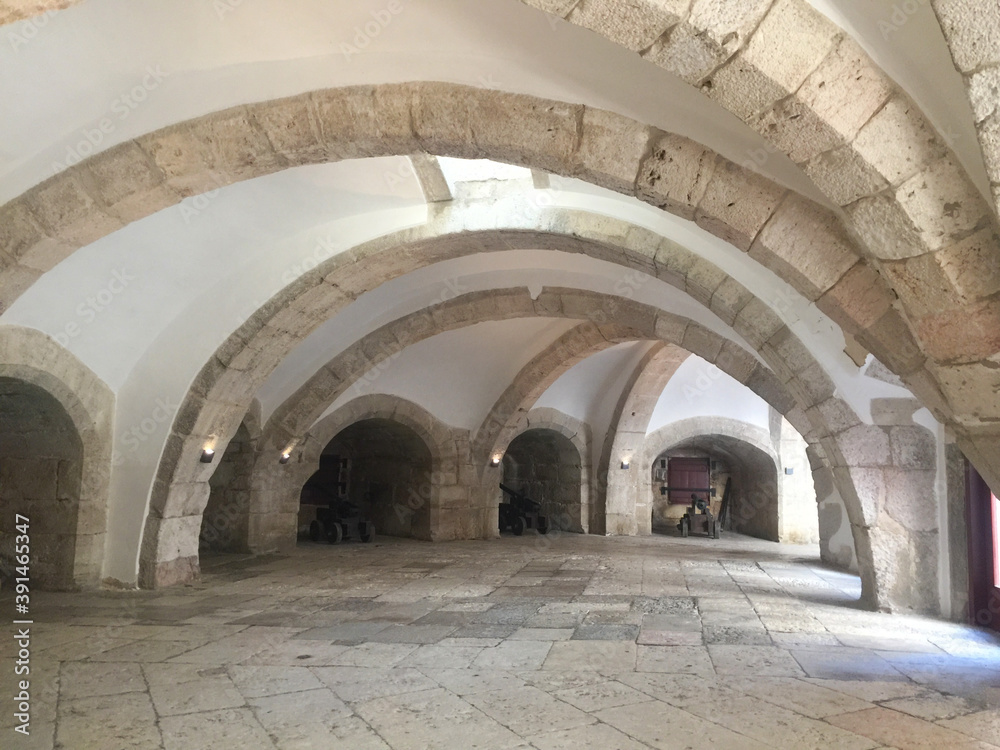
[784,467,794,475]
[490,454,502,467]
[200,448,215,463]
[279,452,291,464]
[620,459,630,470]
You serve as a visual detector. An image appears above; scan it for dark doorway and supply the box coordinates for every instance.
[967,462,1000,632]
[502,428,583,533]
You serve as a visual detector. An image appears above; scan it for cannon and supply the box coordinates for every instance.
[310,497,375,544]
[499,483,549,536]
[677,493,719,539]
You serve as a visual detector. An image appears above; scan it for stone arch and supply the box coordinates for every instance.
[249,394,465,551]
[131,220,927,614]
[645,417,783,541]
[199,421,255,554]
[499,408,592,535]
[599,343,692,536]
[0,325,113,588]
[0,83,948,401]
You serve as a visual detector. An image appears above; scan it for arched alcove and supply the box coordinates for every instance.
[502,427,584,534]
[301,418,434,541]
[0,377,83,590]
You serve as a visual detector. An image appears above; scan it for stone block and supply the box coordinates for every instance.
[749,195,858,300]
[654,312,688,345]
[858,309,925,376]
[252,94,326,165]
[84,140,177,223]
[896,156,991,252]
[749,96,841,164]
[852,95,946,187]
[689,0,772,57]
[24,171,122,247]
[0,264,43,312]
[883,468,938,532]
[702,55,788,121]
[568,0,688,51]
[643,22,727,84]
[798,36,893,141]
[870,398,919,427]
[681,324,723,361]
[833,465,883,528]
[813,396,862,435]
[745,364,795,413]
[740,0,837,92]
[469,92,581,176]
[803,144,889,207]
[715,339,757,384]
[137,122,217,197]
[653,238,696,289]
[845,192,928,260]
[732,296,784,348]
[881,252,961,319]
[936,227,1000,302]
[709,277,753,325]
[933,0,1000,73]
[835,424,890,469]
[816,261,895,332]
[930,361,1000,424]
[916,297,1000,363]
[695,160,785,251]
[889,425,936,470]
[636,133,716,220]
[576,107,650,194]
[684,257,728,305]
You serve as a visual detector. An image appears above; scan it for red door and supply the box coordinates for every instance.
[967,463,1000,632]
[667,457,710,506]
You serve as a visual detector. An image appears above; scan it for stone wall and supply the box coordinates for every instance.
[0,377,83,590]
[502,428,583,533]
[200,423,253,553]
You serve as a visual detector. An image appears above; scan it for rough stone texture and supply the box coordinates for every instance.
[695,160,786,251]
[567,0,688,51]
[637,133,716,220]
[0,0,79,26]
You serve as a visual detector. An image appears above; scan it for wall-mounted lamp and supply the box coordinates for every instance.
[784,467,794,475]
[200,448,215,463]
[279,452,291,464]
[490,455,502,467]
[620,459,630,470]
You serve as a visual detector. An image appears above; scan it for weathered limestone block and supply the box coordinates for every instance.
[704,55,789,121]
[835,425,891,469]
[0,265,42,313]
[468,93,581,176]
[684,257,728,305]
[24,171,122,247]
[889,425,937,470]
[817,261,895,333]
[653,237,696,289]
[916,297,1000,363]
[251,95,326,166]
[871,398,919,427]
[931,361,1000,424]
[688,0,773,53]
[709,277,753,325]
[159,481,211,518]
[937,227,1000,301]
[882,252,963,320]
[732,296,784,348]
[695,161,786,251]
[845,192,928,260]
[765,325,813,378]
[750,97,840,165]
[896,157,992,252]
[740,0,836,92]
[853,96,946,187]
[745,365,795,413]
[576,108,650,193]
[800,37,893,141]
[750,195,858,300]
[803,145,890,207]
[933,0,1000,73]
[835,466,884,529]
[643,23,728,84]
[681,324,723,361]
[636,133,715,220]
[567,0,688,51]
[137,122,224,197]
[859,309,925,376]
[715,340,757,384]
[79,142,173,227]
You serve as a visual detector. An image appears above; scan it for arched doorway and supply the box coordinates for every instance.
[299,418,433,541]
[651,435,783,542]
[0,378,84,590]
[502,428,584,534]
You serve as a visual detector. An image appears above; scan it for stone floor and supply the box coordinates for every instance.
[3,531,1000,749]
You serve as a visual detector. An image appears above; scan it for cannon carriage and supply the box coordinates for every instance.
[310,497,376,544]
[499,483,549,536]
